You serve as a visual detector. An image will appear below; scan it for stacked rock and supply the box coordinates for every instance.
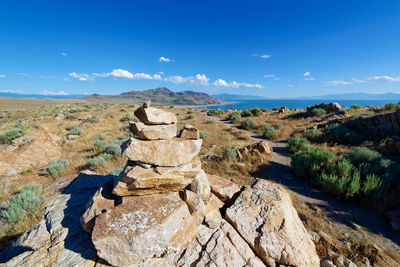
[82,101,222,266]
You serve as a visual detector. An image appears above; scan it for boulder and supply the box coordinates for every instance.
[154,156,202,173]
[92,193,198,266]
[208,174,240,202]
[190,169,211,202]
[179,124,200,140]
[307,102,343,113]
[225,179,319,267]
[183,190,206,225]
[204,197,222,229]
[122,138,202,166]
[332,255,357,267]
[112,165,193,196]
[134,106,177,125]
[256,140,272,154]
[129,121,177,140]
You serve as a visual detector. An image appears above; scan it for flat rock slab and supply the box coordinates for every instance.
[225,179,320,267]
[179,124,200,140]
[208,174,240,202]
[134,106,177,125]
[130,121,177,140]
[92,194,198,266]
[112,165,194,196]
[122,138,202,166]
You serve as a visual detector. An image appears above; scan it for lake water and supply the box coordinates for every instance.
[199,99,395,110]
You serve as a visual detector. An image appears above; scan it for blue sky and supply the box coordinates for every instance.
[0,0,400,98]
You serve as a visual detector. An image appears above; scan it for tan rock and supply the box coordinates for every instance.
[332,255,357,267]
[211,193,225,209]
[256,140,272,154]
[204,197,222,229]
[129,121,177,140]
[190,169,211,203]
[0,162,17,177]
[155,156,202,173]
[134,106,177,125]
[112,165,193,196]
[208,174,240,202]
[92,194,198,266]
[179,124,200,140]
[122,138,202,166]
[183,190,206,225]
[225,179,319,267]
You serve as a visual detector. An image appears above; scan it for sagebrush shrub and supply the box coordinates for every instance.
[105,144,121,157]
[0,127,25,144]
[92,139,108,152]
[207,109,224,116]
[199,130,209,139]
[120,114,137,122]
[43,159,69,176]
[87,116,99,123]
[109,166,124,176]
[226,111,241,122]
[288,137,309,153]
[87,155,106,170]
[225,148,237,160]
[263,127,277,140]
[65,126,82,135]
[240,118,255,130]
[311,108,326,116]
[303,128,322,140]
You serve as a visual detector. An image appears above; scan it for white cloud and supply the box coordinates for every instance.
[0,89,23,93]
[213,79,264,88]
[69,72,94,81]
[153,74,162,80]
[164,75,188,84]
[213,79,230,87]
[0,74,5,78]
[365,75,400,82]
[264,74,275,78]
[325,80,353,86]
[259,54,271,59]
[164,73,210,86]
[61,52,67,56]
[159,56,171,62]
[93,69,161,80]
[304,72,310,77]
[43,90,68,95]
[194,74,209,85]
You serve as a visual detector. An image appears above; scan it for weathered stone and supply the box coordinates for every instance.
[204,197,222,229]
[143,100,151,108]
[307,102,343,113]
[179,124,200,140]
[122,138,202,166]
[130,121,177,140]
[112,165,193,196]
[190,169,211,202]
[320,259,336,267]
[92,194,198,266]
[134,106,177,125]
[332,255,357,267]
[183,190,206,225]
[208,174,240,202]
[256,140,272,154]
[211,193,225,209]
[225,179,319,267]
[155,156,202,173]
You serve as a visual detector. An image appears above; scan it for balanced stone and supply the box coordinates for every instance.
[122,138,202,166]
[179,124,200,140]
[130,121,177,140]
[112,165,194,196]
[134,106,177,125]
[92,194,198,267]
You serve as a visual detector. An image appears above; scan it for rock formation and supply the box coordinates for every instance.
[0,102,319,267]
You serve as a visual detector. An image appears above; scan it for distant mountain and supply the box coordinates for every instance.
[212,93,268,100]
[296,92,400,100]
[83,87,222,105]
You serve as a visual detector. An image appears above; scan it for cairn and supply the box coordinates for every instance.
[81,101,220,266]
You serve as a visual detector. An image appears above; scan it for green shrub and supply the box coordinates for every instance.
[303,128,322,140]
[225,148,237,160]
[86,116,99,123]
[120,114,137,122]
[69,108,82,113]
[65,126,82,135]
[361,173,382,195]
[241,107,262,117]
[311,108,326,116]
[20,138,34,146]
[92,139,108,152]
[87,155,106,170]
[185,114,194,120]
[43,159,69,176]
[345,147,381,167]
[207,109,224,116]
[199,130,209,139]
[226,111,241,122]
[323,123,360,145]
[109,166,124,176]
[351,104,361,109]
[273,122,283,129]
[104,113,114,119]
[206,119,215,124]
[384,103,398,111]
[63,112,77,120]
[96,133,106,140]
[105,144,121,157]
[0,184,45,222]
[288,137,309,153]
[263,127,277,140]
[240,118,255,130]
[32,123,41,129]
[0,128,25,144]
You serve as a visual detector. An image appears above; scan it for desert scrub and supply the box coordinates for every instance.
[185,114,195,120]
[0,127,25,144]
[87,155,107,170]
[96,133,106,140]
[240,118,255,130]
[20,138,34,146]
[109,166,124,176]
[225,148,237,160]
[206,119,215,124]
[86,116,100,123]
[207,109,224,116]
[199,130,209,139]
[303,128,322,140]
[311,108,326,117]
[241,107,262,117]
[263,127,277,140]
[0,184,45,222]
[105,143,121,157]
[288,137,309,153]
[92,139,108,152]
[63,112,78,120]
[42,159,69,176]
[226,111,241,122]
[351,104,361,109]
[120,114,137,122]
[104,113,114,119]
[383,103,399,111]
[65,126,82,135]
[69,108,82,113]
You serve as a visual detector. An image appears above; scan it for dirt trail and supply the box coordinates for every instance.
[205,114,400,257]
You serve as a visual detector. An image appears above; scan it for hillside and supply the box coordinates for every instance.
[83,87,223,105]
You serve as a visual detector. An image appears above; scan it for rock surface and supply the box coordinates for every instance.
[130,121,177,140]
[179,124,200,140]
[92,193,198,266]
[134,106,177,125]
[225,179,319,267]
[208,174,241,202]
[122,138,202,166]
